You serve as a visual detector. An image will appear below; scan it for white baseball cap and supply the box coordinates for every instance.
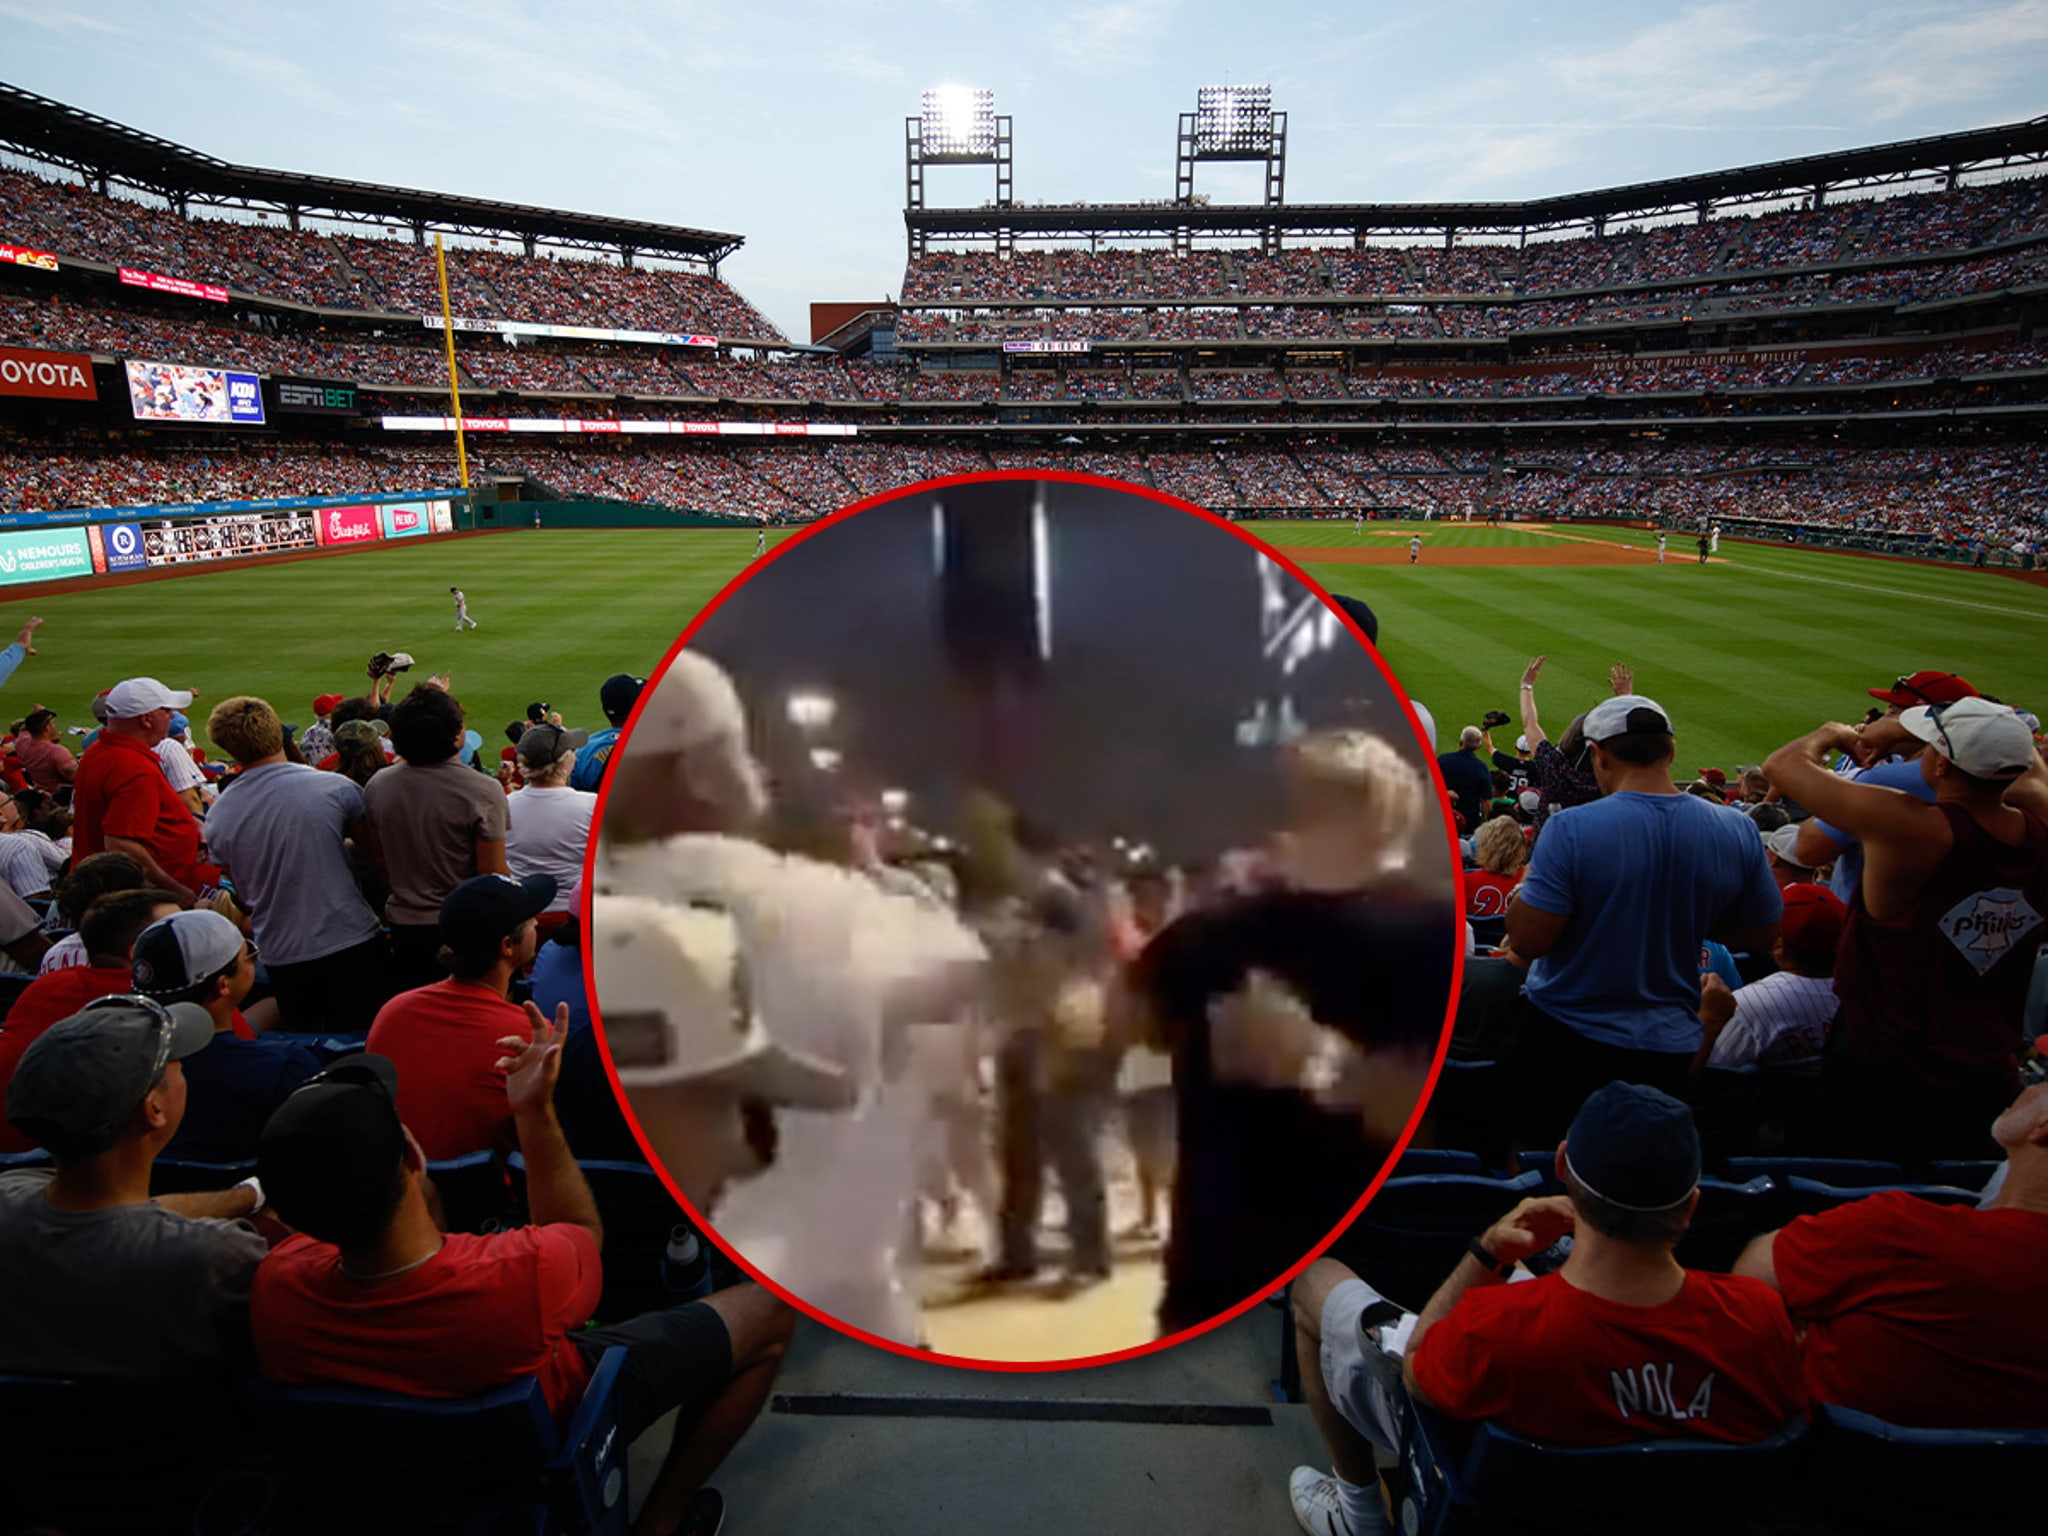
[104,677,194,719]
[1901,698,2038,780]
[634,650,749,754]
[1765,824,1818,869]
[1583,694,1673,743]
[593,893,854,1110]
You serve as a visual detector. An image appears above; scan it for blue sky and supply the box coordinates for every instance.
[2,1,2044,338]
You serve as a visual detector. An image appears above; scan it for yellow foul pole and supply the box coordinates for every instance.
[434,234,470,491]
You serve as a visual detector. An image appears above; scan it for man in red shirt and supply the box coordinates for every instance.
[365,874,552,1160]
[13,709,77,795]
[0,888,182,1154]
[1734,1080,2048,1428]
[1287,1083,1804,1536]
[70,677,216,906]
[253,1033,796,1536]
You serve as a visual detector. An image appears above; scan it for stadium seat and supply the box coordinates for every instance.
[1803,1403,2048,1534]
[303,1033,372,1064]
[151,1157,258,1195]
[510,1155,702,1321]
[0,971,35,1021]
[1399,1399,1810,1536]
[1424,1059,1510,1164]
[1465,915,1508,950]
[1723,1157,1906,1188]
[0,1148,52,1172]
[1393,1148,1490,1178]
[247,1346,631,1536]
[1327,1170,1547,1312]
[0,1372,237,1533]
[428,1150,524,1235]
[1671,1176,1779,1273]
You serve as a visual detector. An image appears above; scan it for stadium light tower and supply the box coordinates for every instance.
[906,86,1013,259]
[1176,85,1287,253]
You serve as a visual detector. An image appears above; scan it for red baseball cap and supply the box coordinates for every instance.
[1779,883,1847,956]
[1869,671,1978,708]
[312,694,344,717]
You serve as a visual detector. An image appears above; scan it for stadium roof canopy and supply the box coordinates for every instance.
[0,82,743,267]
[906,114,2048,245]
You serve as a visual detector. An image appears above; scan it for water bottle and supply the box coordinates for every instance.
[661,1225,713,1300]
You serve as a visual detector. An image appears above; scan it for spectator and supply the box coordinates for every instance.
[329,716,391,787]
[1734,1079,2048,1429]
[13,707,75,794]
[1513,656,1606,830]
[1763,824,1822,886]
[0,998,268,1380]
[297,693,343,767]
[1288,1083,1804,1536]
[0,618,44,695]
[1437,726,1492,833]
[132,909,321,1163]
[1695,884,1847,1074]
[1793,670,1980,904]
[1765,698,2048,1159]
[504,723,594,917]
[36,851,146,974]
[70,677,216,906]
[570,671,645,791]
[157,711,212,818]
[361,684,509,993]
[1503,695,1783,1142]
[364,874,553,1160]
[1462,815,1527,918]
[201,695,391,1035]
[252,1037,796,1536]
[0,789,65,900]
[0,887,183,1153]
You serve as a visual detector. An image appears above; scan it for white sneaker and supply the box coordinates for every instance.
[1288,1466,1387,1536]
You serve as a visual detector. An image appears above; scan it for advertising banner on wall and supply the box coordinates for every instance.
[0,347,96,401]
[0,241,60,272]
[140,510,317,566]
[316,506,382,547]
[119,268,230,304]
[379,502,432,539]
[125,360,267,425]
[0,527,94,586]
[100,521,148,573]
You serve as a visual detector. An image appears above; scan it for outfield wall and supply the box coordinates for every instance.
[465,498,754,531]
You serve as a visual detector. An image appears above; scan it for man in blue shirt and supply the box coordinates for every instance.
[569,672,645,792]
[1504,694,1782,1144]
[1436,725,1493,833]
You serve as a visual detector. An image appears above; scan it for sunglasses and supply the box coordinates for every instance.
[85,992,180,1090]
[1924,701,1962,763]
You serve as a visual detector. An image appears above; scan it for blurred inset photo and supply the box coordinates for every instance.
[590,475,1460,1364]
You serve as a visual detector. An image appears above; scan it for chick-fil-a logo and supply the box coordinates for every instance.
[319,506,380,546]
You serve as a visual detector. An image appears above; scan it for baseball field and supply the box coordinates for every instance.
[6,514,2042,777]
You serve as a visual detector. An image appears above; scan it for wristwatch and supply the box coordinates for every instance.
[1466,1235,1515,1279]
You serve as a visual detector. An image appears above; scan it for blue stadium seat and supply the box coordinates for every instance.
[303,1033,372,1064]
[0,970,35,1021]
[1328,1170,1547,1312]
[1394,1148,1490,1178]
[248,1346,630,1536]
[510,1155,702,1321]
[1805,1403,2048,1533]
[0,1147,52,1172]
[0,1372,236,1533]
[1425,1058,1510,1163]
[1465,914,1508,950]
[1400,1399,1809,1536]
[1724,1157,1906,1188]
[428,1149,523,1234]
[151,1156,258,1194]
[1671,1176,1780,1273]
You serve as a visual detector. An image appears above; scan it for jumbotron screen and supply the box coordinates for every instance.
[124,360,266,426]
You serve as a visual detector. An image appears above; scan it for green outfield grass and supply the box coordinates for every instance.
[8,518,2040,781]
[4,529,779,747]
[1255,519,2048,772]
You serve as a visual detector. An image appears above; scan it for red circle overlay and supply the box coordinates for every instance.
[580,470,1467,1372]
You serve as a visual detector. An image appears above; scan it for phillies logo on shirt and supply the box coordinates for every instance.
[1938,888,2043,977]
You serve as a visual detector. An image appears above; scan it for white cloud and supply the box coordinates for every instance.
[0,2,127,33]
[1047,0,1177,71]
[1859,0,2048,118]
[1546,2,1817,120]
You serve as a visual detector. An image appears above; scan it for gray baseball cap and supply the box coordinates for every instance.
[7,997,216,1157]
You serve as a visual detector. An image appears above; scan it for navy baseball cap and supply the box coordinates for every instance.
[600,673,647,725]
[438,873,555,952]
[1564,1082,1701,1211]
[1331,594,1379,646]
[259,1053,410,1243]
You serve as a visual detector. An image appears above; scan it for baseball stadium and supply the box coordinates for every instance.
[0,51,2044,1536]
